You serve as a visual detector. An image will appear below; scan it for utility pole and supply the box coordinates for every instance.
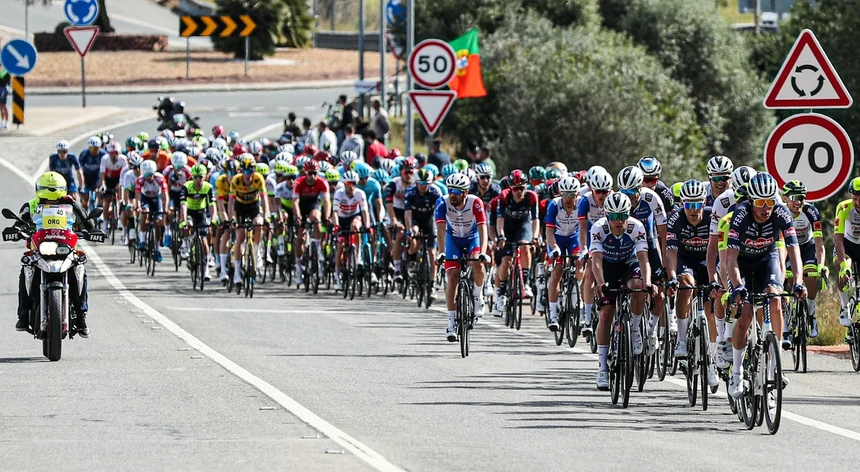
[379,0,386,124]
[358,0,365,115]
[754,0,760,34]
[405,0,414,155]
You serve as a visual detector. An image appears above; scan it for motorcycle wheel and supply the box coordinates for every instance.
[47,289,63,362]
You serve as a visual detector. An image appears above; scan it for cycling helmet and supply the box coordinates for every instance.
[387,148,402,160]
[161,129,175,141]
[850,177,860,195]
[549,180,561,197]
[274,152,293,163]
[474,163,493,177]
[558,176,581,195]
[415,168,433,184]
[679,179,707,201]
[528,166,546,181]
[401,156,417,170]
[318,161,333,173]
[546,161,568,176]
[617,166,644,190]
[325,168,341,183]
[232,144,248,156]
[731,166,757,191]
[248,141,263,155]
[279,143,296,155]
[509,169,527,187]
[57,140,70,151]
[221,158,238,175]
[781,180,807,198]
[128,155,143,168]
[340,150,359,166]
[273,161,289,175]
[255,163,270,176]
[35,172,67,201]
[313,150,332,163]
[124,137,137,150]
[294,155,310,170]
[747,173,778,200]
[190,164,207,178]
[379,159,396,174]
[88,136,102,148]
[441,163,458,178]
[205,148,222,161]
[637,156,662,177]
[671,182,684,199]
[342,170,359,184]
[98,132,114,146]
[107,141,122,154]
[545,168,562,181]
[303,160,320,173]
[239,154,256,172]
[213,138,229,152]
[706,155,734,175]
[137,132,150,142]
[453,159,470,172]
[354,162,373,179]
[283,164,299,178]
[304,144,318,156]
[141,160,157,177]
[278,133,294,145]
[414,152,428,166]
[424,164,439,179]
[446,173,470,191]
[589,169,613,191]
[585,165,607,186]
[212,125,226,137]
[603,192,631,214]
[171,151,188,169]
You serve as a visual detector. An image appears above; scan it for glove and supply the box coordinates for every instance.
[404,230,412,238]
[548,246,561,259]
[230,218,237,226]
[820,264,829,279]
[179,221,187,229]
[478,253,491,263]
[436,253,446,264]
[794,283,807,296]
[731,285,747,302]
[333,225,340,234]
[707,281,723,298]
[579,252,590,263]
[666,278,679,290]
[99,185,106,193]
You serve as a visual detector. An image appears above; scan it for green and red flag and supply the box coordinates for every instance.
[448,28,487,98]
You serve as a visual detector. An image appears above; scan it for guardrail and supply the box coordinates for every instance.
[313,32,382,51]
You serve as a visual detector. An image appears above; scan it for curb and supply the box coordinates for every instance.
[29,79,358,96]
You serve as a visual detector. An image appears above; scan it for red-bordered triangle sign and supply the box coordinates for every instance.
[64,26,100,58]
[763,29,852,109]
[409,90,457,135]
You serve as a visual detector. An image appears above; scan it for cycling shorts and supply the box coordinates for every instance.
[499,220,533,258]
[81,174,100,193]
[412,218,437,249]
[444,233,481,272]
[676,254,708,284]
[734,249,783,293]
[599,259,642,307]
[299,200,321,226]
[338,215,361,241]
[186,209,211,236]
[140,195,163,219]
[103,177,120,198]
[235,201,261,223]
[393,208,405,226]
[550,234,580,263]
[168,189,182,210]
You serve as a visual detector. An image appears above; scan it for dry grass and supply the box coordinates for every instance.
[26,49,399,87]
[810,290,847,346]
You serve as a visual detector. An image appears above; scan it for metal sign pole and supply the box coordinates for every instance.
[358,0,365,115]
[186,37,190,79]
[379,0,386,122]
[81,57,86,108]
[25,0,29,38]
[245,36,249,77]
[405,0,414,155]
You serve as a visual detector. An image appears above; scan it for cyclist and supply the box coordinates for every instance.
[293,160,332,286]
[331,170,371,291]
[78,136,105,211]
[494,170,540,314]
[435,173,490,340]
[591,192,654,390]
[215,159,238,282]
[665,179,719,388]
[135,160,168,263]
[578,168,613,334]
[528,166,546,190]
[780,180,824,347]
[98,141,128,235]
[385,156,417,282]
[179,164,217,281]
[833,178,860,328]
[726,173,806,399]
[704,155,733,209]
[636,156,674,213]
[404,168,444,300]
[48,140,83,197]
[120,155,143,245]
[162,151,192,250]
[545,176,582,331]
[228,155,271,285]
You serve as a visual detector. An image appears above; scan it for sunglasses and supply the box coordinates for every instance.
[683,201,704,210]
[607,212,628,221]
[306,171,317,176]
[402,169,414,174]
[620,188,639,196]
[193,175,204,179]
[561,192,577,199]
[449,189,465,196]
[285,176,296,180]
[643,177,658,183]
[787,195,806,202]
[710,175,730,183]
[594,189,609,195]
[418,181,429,185]
[753,198,775,208]
[512,186,525,192]
[479,175,491,180]
[242,170,254,175]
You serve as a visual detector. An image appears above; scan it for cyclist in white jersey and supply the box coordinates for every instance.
[332,171,370,291]
[577,168,612,334]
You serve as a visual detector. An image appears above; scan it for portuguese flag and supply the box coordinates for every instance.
[448,28,487,98]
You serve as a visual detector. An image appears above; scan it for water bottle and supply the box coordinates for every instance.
[277,235,286,256]
[128,228,137,241]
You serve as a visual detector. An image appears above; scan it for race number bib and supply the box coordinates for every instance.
[35,205,75,231]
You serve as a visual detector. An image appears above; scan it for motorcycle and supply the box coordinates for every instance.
[1,206,104,362]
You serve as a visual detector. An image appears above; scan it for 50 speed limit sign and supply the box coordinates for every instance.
[408,39,456,89]
[764,113,854,202]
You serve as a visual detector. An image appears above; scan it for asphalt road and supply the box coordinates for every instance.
[2,110,860,471]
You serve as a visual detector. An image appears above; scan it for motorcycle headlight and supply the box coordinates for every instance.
[39,241,58,256]
[56,245,72,256]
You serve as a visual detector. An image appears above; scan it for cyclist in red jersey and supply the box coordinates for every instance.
[292,160,331,285]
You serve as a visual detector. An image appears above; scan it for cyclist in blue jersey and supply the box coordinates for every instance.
[545,176,582,331]
[577,168,612,334]
[405,168,444,300]
[48,140,83,195]
[637,156,674,215]
[79,136,107,211]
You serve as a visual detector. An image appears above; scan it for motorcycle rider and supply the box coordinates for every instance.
[14,172,96,336]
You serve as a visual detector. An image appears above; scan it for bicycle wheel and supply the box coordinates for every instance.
[763,331,782,434]
[514,271,523,331]
[197,237,206,291]
[609,341,620,405]
[657,315,669,381]
[458,279,471,358]
[636,316,647,393]
[190,239,199,290]
[302,254,310,292]
[565,277,581,348]
[349,247,358,300]
[686,327,698,407]
[791,300,804,372]
[422,255,432,309]
[700,321,709,411]
[363,244,374,298]
[311,243,320,295]
[621,318,634,408]
[851,323,860,372]
[740,339,757,430]
[589,309,598,354]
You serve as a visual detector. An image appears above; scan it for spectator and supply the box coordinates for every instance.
[298,117,318,148]
[318,121,338,156]
[427,138,450,168]
[339,124,364,159]
[283,112,302,137]
[0,67,10,129]
[465,143,480,165]
[477,146,497,177]
[336,94,357,148]
[364,130,387,168]
[371,99,391,144]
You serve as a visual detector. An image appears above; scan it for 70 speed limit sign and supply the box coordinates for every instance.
[764,113,854,202]
[408,39,456,89]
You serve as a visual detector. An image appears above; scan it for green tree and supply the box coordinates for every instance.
[281,0,314,48]
[212,0,285,59]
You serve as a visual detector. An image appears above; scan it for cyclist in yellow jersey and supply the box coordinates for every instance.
[216,158,238,282]
[834,177,860,327]
[228,155,270,285]
[180,164,217,280]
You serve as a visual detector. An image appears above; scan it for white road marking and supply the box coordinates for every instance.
[244,123,282,140]
[227,112,265,118]
[167,306,362,314]
[109,13,178,35]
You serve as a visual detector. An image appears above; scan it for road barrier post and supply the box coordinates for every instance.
[12,77,24,127]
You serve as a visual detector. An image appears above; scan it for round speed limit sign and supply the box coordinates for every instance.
[764,113,854,202]
[408,39,456,89]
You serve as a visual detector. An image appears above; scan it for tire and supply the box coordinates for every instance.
[636,316,647,393]
[46,289,63,362]
[610,341,620,406]
[363,245,373,299]
[621,319,634,409]
[700,321,709,411]
[763,332,782,434]
[740,339,757,430]
[514,270,523,331]
[565,276,581,348]
[310,243,319,295]
[686,334,698,407]
[129,239,136,264]
[197,238,206,292]
[851,324,860,373]
[349,247,357,301]
[458,279,471,358]
[190,242,199,290]
[589,311,598,354]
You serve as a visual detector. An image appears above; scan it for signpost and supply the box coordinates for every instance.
[179,15,257,78]
[408,91,457,135]
[64,26,100,108]
[407,38,457,143]
[0,39,38,77]
[64,0,99,27]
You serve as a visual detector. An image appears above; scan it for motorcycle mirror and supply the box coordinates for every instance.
[2,208,22,221]
[88,208,104,220]
[193,116,200,121]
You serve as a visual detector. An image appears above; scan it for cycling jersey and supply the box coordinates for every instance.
[545,197,579,238]
[384,176,414,211]
[629,187,667,242]
[180,181,215,211]
[215,174,232,201]
[789,202,822,246]
[710,189,785,236]
[434,194,487,239]
[652,180,674,214]
[100,155,128,181]
[469,181,501,207]
[666,208,712,260]
[120,169,138,194]
[293,176,329,204]
[358,178,383,208]
[136,173,168,198]
[265,173,278,197]
[48,154,80,188]
[163,165,192,193]
[433,180,448,196]
[230,173,266,204]
[142,149,171,171]
[834,199,860,244]
[274,181,294,210]
[589,217,649,263]
[577,191,605,225]
[79,149,105,187]
[717,212,732,251]
[404,185,444,223]
[333,188,367,218]
[497,188,539,223]
[727,201,797,259]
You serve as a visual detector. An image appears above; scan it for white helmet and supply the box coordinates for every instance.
[379,159,396,173]
[731,166,757,191]
[213,138,228,152]
[617,166,644,190]
[341,170,359,183]
[603,192,631,214]
[171,151,188,169]
[679,179,707,201]
[88,136,102,148]
[558,176,581,195]
[446,173,470,191]
[141,160,157,177]
[274,152,293,163]
[747,173,778,200]
[57,140,70,151]
[106,141,122,153]
[128,155,144,168]
[637,156,662,177]
[340,150,359,165]
[589,169,613,191]
[706,155,734,175]
[586,165,607,186]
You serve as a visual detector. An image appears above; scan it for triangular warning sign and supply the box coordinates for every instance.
[763,29,852,109]
[409,90,457,135]
[63,26,100,58]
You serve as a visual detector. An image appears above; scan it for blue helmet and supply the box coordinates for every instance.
[371,168,390,182]
[354,162,373,179]
[441,163,458,178]
[424,163,439,178]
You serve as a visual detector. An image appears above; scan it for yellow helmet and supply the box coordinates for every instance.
[35,171,68,201]
[239,153,256,172]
